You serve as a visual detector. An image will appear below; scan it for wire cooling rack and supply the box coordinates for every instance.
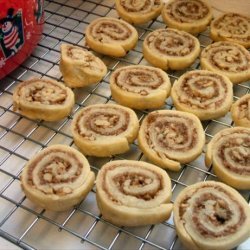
[0,0,249,249]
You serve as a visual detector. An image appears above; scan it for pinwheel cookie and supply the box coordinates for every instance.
[210,13,250,48]
[21,145,95,211]
[85,17,138,57]
[143,28,200,70]
[96,160,173,226]
[161,0,212,34]
[13,78,74,121]
[200,41,250,84]
[206,127,250,190]
[71,104,139,157]
[138,110,205,171]
[60,44,107,88]
[115,0,163,24]
[174,181,250,250]
[231,94,250,128]
[110,65,171,110]
[171,70,233,120]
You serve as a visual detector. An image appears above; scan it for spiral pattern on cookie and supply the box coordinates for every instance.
[119,0,161,13]
[143,28,200,70]
[88,18,132,43]
[171,70,233,120]
[25,148,90,195]
[211,13,250,48]
[146,29,196,56]
[74,105,131,139]
[71,104,139,156]
[174,181,250,250]
[206,127,250,189]
[163,0,210,23]
[231,94,250,127]
[200,41,250,83]
[21,145,95,211]
[96,160,172,226]
[13,78,74,121]
[85,17,138,57]
[15,79,68,105]
[138,110,205,171]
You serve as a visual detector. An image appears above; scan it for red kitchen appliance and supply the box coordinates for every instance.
[0,0,44,79]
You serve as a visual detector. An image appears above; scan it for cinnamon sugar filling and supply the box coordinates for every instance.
[166,0,209,23]
[27,150,82,195]
[90,22,132,41]
[114,68,164,95]
[179,185,246,237]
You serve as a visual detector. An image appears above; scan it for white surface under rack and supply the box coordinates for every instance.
[0,0,249,249]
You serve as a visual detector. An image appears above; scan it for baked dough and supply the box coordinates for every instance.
[174,181,250,250]
[143,28,200,70]
[161,0,212,34]
[171,70,233,120]
[115,0,163,24]
[138,110,205,171]
[210,13,250,48]
[21,145,95,211]
[60,44,107,88]
[200,41,250,84]
[71,104,139,157]
[205,127,250,190]
[85,17,138,57]
[110,65,171,110]
[231,94,250,128]
[96,160,172,227]
[13,78,74,121]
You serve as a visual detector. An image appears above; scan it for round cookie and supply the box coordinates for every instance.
[174,181,250,250]
[138,110,205,171]
[171,70,233,120]
[210,13,250,48]
[96,160,172,226]
[161,0,212,34]
[205,127,250,190]
[71,103,139,157]
[110,65,171,110]
[200,41,250,84]
[143,28,200,70]
[115,0,163,24]
[13,78,75,121]
[21,145,95,211]
[85,17,138,57]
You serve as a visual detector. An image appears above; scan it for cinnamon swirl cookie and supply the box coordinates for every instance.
[200,41,250,84]
[85,17,138,57]
[110,65,171,110]
[60,44,107,88]
[231,94,250,128]
[174,181,250,250]
[138,110,205,171]
[161,0,212,34]
[171,70,233,120]
[13,78,74,121]
[210,13,250,48]
[71,104,139,157]
[21,145,95,211]
[143,28,200,70]
[115,0,163,24]
[96,160,173,226]
[205,127,250,190]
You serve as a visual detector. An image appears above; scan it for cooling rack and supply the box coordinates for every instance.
[0,0,249,249]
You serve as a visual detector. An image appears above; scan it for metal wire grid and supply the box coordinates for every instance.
[0,0,249,249]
